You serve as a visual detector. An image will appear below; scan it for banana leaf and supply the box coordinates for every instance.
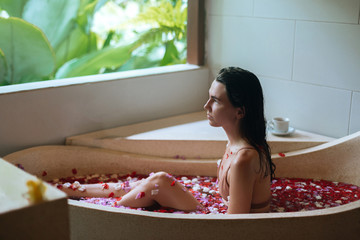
[160,40,179,66]
[0,48,7,85]
[55,44,134,78]
[55,26,98,69]
[0,0,28,17]
[77,0,109,34]
[0,17,55,84]
[22,0,80,50]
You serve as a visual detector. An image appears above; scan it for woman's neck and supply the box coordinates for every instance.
[222,123,248,148]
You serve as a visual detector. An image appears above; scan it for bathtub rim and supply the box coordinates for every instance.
[68,198,360,220]
[3,131,360,221]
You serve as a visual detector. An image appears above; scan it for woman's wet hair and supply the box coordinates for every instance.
[216,67,276,180]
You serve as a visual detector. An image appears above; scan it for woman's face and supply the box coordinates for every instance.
[204,80,239,128]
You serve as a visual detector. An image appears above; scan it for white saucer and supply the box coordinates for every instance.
[269,127,295,136]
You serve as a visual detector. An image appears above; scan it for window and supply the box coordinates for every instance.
[0,0,204,86]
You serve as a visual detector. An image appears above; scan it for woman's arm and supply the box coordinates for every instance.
[227,151,257,214]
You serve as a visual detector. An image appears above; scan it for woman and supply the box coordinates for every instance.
[61,67,275,214]
[205,67,275,213]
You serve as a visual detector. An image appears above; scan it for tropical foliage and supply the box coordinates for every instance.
[0,0,187,85]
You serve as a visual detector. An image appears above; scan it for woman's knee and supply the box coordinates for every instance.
[148,171,172,184]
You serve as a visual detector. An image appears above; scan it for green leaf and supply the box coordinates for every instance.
[55,44,134,78]
[0,0,28,17]
[0,48,8,85]
[102,30,115,49]
[77,0,109,34]
[22,0,80,50]
[54,26,97,69]
[160,40,179,66]
[0,17,55,84]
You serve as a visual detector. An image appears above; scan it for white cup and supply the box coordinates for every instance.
[268,117,290,133]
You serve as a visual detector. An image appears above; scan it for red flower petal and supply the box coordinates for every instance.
[171,180,176,186]
[278,152,286,157]
[108,192,114,198]
[135,191,146,199]
[72,168,77,174]
[42,171,47,176]
[102,183,109,190]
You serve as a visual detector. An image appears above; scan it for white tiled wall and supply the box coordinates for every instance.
[206,0,360,138]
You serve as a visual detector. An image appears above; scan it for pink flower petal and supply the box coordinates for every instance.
[135,192,146,199]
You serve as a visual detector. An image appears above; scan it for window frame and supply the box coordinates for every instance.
[187,0,204,66]
[0,0,205,93]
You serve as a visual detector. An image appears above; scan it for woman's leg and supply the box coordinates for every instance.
[60,179,144,198]
[117,172,201,211]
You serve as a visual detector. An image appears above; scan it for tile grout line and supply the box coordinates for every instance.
[290,20,297,81]
[347,91,354,135]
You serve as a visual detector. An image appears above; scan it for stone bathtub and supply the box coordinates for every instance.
[3,113,360,239]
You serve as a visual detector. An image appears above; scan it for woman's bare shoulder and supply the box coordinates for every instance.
[232,148,259,170]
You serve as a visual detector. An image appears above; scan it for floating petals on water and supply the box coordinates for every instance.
[315,202,323,208]
[121,181,131,193]
[108,192,115,198]
[183,180,191,184]
[63,182,71,188]
[192,184,201,191]
[78,186,86,192]
[203,187,210,192]
[135,192,145,199]
[73,181,81,189]
[50,172,360,215]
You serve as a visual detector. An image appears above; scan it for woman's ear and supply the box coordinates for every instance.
[236,107,245,119]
